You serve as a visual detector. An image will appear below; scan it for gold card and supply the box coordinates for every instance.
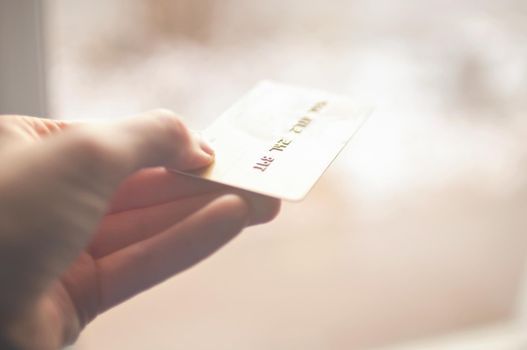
[180,81,372,201]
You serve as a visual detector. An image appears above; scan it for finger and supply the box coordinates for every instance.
[107,167,282,221]
[90,191,222,258]
[92,189,280,258]
[96,194,250,311]
[108,167,222,213]
[61,109,214,174]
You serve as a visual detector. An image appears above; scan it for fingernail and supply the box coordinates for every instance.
[190,132,214,168]
[198,148,214,163]
[198,136,215,157]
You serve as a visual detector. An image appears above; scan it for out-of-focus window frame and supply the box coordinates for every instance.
[0,0,47,116]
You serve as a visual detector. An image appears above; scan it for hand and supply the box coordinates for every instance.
[0,111,280,350]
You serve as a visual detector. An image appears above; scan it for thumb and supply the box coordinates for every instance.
[0,109,214,320]
[65,109,214,173]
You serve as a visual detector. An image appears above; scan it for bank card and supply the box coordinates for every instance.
[180,81,372,201]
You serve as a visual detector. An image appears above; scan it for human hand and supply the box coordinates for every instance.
[0,111,280,350]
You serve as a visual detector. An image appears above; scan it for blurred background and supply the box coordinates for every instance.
[4,0,527,348]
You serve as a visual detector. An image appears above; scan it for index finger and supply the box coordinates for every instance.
[108,167,223,213]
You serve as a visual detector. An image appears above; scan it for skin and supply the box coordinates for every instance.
[0,110,281,350]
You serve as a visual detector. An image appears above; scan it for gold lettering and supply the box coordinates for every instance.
[309,101,327,113]
[253,101,328,172]
[290,116,312,133]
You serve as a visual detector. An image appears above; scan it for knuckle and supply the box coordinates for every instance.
[163,115,187,140]
[70,132,124,173]
[74,133,109,160]
[165,117,187,141]
[149,111,193,159]
[150,109,187,137]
